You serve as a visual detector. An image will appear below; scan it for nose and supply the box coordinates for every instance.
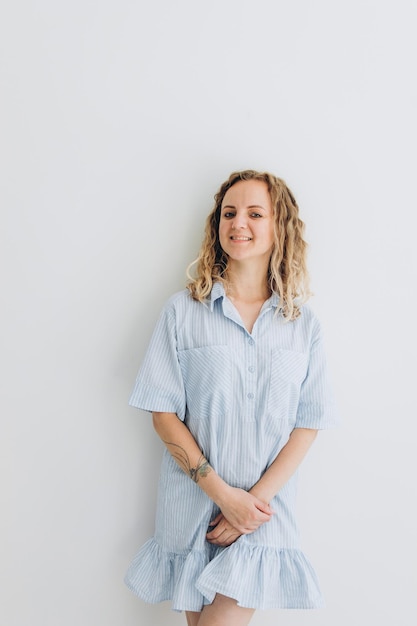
[231,212,247,229]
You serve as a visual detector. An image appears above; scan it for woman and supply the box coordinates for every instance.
[125,170,338,626]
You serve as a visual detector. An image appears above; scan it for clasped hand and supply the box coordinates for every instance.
[206,487,273,547]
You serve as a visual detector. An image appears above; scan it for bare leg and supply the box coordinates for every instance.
[186,611,201,626]
[196,594,255,626]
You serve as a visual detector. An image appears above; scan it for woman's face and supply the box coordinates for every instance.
[219,179,275,266]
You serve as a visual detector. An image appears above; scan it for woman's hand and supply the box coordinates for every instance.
[206,513,241,546]
[216,486,274,535]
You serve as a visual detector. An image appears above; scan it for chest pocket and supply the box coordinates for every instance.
[178,345,231,419]
[268,348,308,422]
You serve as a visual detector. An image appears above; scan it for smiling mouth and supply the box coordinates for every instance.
[230,236,252,241]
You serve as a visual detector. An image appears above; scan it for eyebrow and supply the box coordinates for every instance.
[222,204,267,211]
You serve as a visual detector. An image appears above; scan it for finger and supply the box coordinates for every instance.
[207,527,240,546]
[209,512,223,527]
[256,511,273,523]
[206,522,227,540]
[209,534,239,546]
[207,519,238,539]
[242,513,270,530]
[254,500,274,515]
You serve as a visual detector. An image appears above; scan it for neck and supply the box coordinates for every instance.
[225,261,271,302]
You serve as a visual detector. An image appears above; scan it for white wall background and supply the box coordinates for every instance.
[1,1,416,625]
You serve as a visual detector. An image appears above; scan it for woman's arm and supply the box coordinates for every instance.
[206,427,318,546]
[152,411,273,534]
[250,427,318,502]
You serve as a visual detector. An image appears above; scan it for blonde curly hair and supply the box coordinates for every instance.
[187,170,311,320]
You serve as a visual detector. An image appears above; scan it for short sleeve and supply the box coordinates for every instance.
[129,301,186,420]
[295,318,340,429]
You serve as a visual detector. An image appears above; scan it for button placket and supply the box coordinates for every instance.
[245,335,256,420]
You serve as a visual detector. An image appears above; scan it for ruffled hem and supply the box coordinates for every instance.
[196,539,325,610]
[124,537,324,612]
[124,538,213,612]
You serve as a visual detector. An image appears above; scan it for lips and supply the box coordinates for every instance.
[230,236,252,241]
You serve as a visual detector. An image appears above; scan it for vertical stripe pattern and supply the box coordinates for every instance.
[125,284,339,611]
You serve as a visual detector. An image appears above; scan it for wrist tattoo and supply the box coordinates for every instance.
[163,441,212,483]
[190,456,211,482]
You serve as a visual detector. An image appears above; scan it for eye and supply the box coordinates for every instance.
[223,211,235,219]
[250,212,262,218]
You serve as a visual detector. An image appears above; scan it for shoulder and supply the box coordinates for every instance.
[291,301,323,342]
[159,289,206,318]
[163,289,200,309]
[298,302,320,325]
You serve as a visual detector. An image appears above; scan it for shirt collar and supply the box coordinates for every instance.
[208,282,281,312]
[208,282,226,311]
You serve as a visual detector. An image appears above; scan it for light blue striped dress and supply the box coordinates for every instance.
[125,283,338,612]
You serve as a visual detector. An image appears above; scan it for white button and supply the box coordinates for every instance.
[247,393,254,399]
